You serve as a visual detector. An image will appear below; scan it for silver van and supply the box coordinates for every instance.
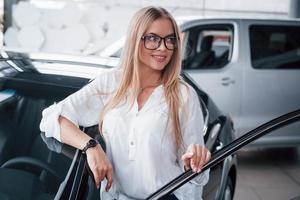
[181,18,300,147]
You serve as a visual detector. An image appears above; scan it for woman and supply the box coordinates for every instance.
[40,6,210,200]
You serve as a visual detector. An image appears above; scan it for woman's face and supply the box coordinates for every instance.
[139,18,176,73]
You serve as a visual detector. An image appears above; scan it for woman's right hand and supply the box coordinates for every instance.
[85,144,113,191]
[58,117,113,190]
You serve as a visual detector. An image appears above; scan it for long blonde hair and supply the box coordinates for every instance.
[100,6,185,151]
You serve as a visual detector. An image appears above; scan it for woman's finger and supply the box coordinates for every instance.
[206,150,211,163]
[105,167,113,191]
[181,151,194,169]
[182,151,194,160]
[196,145,202,173]
[92,166,101,188]
[198,146,203,165]
[202,147,211,165]
[190,145,197,172]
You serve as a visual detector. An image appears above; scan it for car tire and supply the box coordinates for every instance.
[222,177,234,200]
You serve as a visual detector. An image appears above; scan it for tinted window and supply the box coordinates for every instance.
[250,25,300,69]
[183,25,233,70]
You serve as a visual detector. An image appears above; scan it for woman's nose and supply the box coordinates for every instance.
[156,40,167,51]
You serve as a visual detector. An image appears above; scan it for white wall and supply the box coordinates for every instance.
[3,0,290,55]
[0,0,3,48]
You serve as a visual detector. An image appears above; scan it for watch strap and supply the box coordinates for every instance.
[82,139,99,154]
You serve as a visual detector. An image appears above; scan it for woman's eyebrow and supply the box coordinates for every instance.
[146,32,176,37]
[165,33,176,37]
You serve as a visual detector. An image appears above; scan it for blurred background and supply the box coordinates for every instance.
[0,0,296,55]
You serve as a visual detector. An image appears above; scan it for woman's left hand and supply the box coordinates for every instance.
[181,144,211,173]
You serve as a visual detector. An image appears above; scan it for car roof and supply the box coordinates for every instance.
[175,15,300,23]
[1,50,119,67]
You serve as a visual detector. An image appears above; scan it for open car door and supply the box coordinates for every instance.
[146,109,300,200]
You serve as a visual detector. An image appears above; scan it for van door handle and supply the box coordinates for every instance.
[221,77,235,86]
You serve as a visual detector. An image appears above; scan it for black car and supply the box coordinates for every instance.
[4,50,293,200]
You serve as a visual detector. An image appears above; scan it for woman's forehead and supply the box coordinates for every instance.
[144,18,175,37]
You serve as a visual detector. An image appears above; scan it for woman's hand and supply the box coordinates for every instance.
[181,144,211,173]
[86,145,113,191]
[58,117,113,190]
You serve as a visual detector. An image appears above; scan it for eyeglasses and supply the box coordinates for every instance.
[141,34,177,50]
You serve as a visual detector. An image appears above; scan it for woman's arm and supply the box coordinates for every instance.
[59,116,92,150]
[40,69,116,141]
[40,69,117,190]
[59,116,113,190]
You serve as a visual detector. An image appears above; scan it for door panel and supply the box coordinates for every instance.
[241,24,300,140]
[182,23,242,128]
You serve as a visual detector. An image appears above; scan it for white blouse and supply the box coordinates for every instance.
[40,68,209,200]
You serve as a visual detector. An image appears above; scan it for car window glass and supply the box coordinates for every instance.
[250,25,300,69]
[0,89,15,102]
[199,98,209,136]
[183,25,233,70]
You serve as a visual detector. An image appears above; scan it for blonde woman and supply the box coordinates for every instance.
[40,6,211,200]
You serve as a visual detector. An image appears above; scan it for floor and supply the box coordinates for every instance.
[233,147,300,200]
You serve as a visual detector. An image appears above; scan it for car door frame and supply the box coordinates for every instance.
[146,109,300,199]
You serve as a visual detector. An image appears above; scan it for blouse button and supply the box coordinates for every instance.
[130,141,134,146]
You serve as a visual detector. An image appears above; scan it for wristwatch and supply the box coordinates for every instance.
[82,139,99,154]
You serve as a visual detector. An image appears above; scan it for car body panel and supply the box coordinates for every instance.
[240,20,300,146]
[0,52,236,200]
[181,18,300,147]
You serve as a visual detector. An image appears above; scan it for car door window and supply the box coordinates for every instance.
[250,25,300,69]
[200,99,209,137]
[183,25,233,70]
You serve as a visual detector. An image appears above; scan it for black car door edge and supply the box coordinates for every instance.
[146,109,300,200]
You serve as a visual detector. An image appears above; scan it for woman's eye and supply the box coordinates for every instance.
[148,35,159,41]
[166,37,176,43]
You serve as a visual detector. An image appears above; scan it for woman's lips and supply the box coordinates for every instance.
[152,55,167,62]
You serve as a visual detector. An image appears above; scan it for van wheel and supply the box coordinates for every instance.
[222,177,234,200]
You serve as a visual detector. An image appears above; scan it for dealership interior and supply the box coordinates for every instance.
[0,0,300,200]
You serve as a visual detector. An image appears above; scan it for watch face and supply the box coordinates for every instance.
[83,139,99,154]
[89,139,98,146]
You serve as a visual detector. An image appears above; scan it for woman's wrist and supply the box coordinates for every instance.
[82,139,99,154]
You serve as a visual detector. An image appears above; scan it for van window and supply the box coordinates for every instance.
[250,25,300,69]
[183,25,233,70]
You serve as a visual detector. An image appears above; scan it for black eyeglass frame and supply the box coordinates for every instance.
[141,34,177,50]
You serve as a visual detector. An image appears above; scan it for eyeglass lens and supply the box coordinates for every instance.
[143,34,176,50]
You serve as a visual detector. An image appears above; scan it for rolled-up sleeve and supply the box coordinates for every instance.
[39,69,116,142]
[178,85,210,186]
